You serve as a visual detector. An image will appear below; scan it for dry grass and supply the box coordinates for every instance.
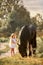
[0,54,43,65]
[0,34,43,65]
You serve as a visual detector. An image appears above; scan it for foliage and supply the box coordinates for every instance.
[31,13,43,30]
[0,0,43,37]
[0,37,9,42]
[7,5,31,32]
[0,0,31,36]
[36,36,43,57]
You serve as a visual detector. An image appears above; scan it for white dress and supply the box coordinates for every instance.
[9,38,16,48]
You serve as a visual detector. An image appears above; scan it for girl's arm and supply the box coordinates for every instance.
[12,39,16,44]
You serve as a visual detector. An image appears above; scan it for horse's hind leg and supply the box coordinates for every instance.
[32,39,37,56]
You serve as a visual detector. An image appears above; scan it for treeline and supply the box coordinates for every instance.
[0,0,43,37]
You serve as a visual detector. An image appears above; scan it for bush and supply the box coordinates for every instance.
[36,36,43,54]
[0,37,9,43]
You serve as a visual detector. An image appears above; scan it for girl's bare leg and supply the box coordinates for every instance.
[11,48,12,56]
[12,48,14,56]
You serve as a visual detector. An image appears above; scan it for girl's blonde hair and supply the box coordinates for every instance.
[10,33,16,38]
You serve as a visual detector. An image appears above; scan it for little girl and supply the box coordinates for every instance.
[9,33,16,56]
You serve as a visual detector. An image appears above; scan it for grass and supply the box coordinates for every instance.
[0,36,43,65]
[0,45,10,55]
[0,54,43,65]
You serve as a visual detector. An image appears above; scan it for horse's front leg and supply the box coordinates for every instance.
[29,43,33,56]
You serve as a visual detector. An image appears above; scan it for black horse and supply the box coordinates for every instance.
[19,24,37,57]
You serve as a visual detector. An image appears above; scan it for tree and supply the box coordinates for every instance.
[0,0,31,37]
[7,5,31,33]
[31,13,43,30]
[0,0,22,19]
